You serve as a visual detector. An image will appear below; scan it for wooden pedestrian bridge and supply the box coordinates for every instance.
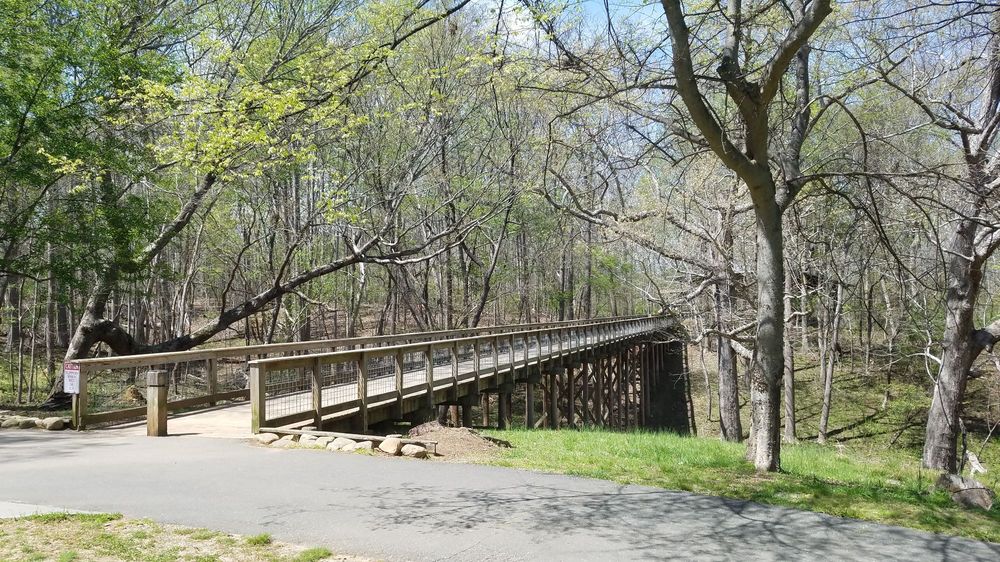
[69,315,692,437]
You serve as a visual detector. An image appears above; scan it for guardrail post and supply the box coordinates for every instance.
[147,370,168,437]
[207,358,218,406]
[395,349,405,415]
[356,353,369,432]
[450,341,459,392]
[72,364,89,430]
[250,363,265,434]
[473,338,481,390]
[311,357,323,429]
[425,346,435,411]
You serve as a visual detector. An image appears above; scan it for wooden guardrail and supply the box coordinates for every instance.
[247,316,668,433]
[70,315,647,429]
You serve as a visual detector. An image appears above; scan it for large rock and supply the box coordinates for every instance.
[18,418,38,429]
[936,473,996,510]
[400,444,427,459]
[330,437,356,451]
[378,437,403,455]
[316,436,333,448]
[353,441,373,452]
[298,434,318,447]
[41,417,65,431]
[1,418,22,429]
[271,435,297,448]
[254,433,280,445]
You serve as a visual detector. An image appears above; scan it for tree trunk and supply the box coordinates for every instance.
[715,275,742,442]
[923,220,983,472]
[783,266,796,443]
[747,202,783,472]
[817,282,843,444]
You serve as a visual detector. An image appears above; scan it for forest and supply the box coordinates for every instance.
[1,0,998,491]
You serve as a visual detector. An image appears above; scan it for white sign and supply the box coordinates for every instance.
[63,362,81,394]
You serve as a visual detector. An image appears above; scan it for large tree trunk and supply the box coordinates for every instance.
[923,220,983,472]
[747,201,784,472]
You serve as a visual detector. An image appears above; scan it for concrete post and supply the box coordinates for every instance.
[147,370,168,437]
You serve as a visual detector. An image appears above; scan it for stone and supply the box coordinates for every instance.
[18,418,39,429]
[378,437,403,455]
[936,473,996,510]
[1,418,22,429]
[315,436,333,448]
[330,437,356,450]
[41,417,64,431]
[271,435,297,448]
[354,441,373,452]
[298,434,318,446]
[254,433,280,445]
[400,444,427,459]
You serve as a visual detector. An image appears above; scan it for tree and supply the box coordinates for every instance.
[659,0,832,470]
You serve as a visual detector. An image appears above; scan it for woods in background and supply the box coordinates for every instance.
[2,0,998,476]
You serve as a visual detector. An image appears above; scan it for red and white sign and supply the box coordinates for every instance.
[63,362,81,394]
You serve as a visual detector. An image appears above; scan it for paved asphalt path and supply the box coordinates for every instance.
[1,432,998,561]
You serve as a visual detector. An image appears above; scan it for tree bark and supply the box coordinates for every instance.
[747,201,784,472]
[923,219,984,471]
[783,266,796,443]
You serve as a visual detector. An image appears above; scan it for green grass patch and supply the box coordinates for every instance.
[293,547,334,562]
[0,514,339,562]
[484,428,1000,542]
[246,533,273,546]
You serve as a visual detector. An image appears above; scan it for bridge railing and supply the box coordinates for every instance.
[247,316,669,432]
[70,315,646,429]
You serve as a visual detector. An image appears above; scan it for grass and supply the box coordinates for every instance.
[484,428,1000,542]
[0,513,350,562]
[481,350,1000,543]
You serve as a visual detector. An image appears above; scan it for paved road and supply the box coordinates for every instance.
[1,432,997,561]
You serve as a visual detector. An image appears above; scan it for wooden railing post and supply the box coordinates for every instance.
[450,342,459,391]
[311,357,323,429]
[357,353,369,432]
[395,349,405,411]
[147,370,168,437]
[72,364,89,430]
[250,363,266,434]
[207,357,218,406]
[425,346,435,411]
[473,338,481,389]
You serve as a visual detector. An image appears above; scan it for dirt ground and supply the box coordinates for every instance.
[408,422,510,462]
[0,513,365,562]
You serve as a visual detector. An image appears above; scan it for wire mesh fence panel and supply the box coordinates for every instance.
[264,365,312,420]
[401,351,426,390]
[217,358,250,393]
[85,367,152,413]
[365,354,396,397]
[456,343,475,376]
[477,341,493,371]
[432,347,451,381]
[322,360,359,407]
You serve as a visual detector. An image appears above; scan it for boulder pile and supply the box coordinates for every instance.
[0,413,68,431]
[254,432,430,459]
